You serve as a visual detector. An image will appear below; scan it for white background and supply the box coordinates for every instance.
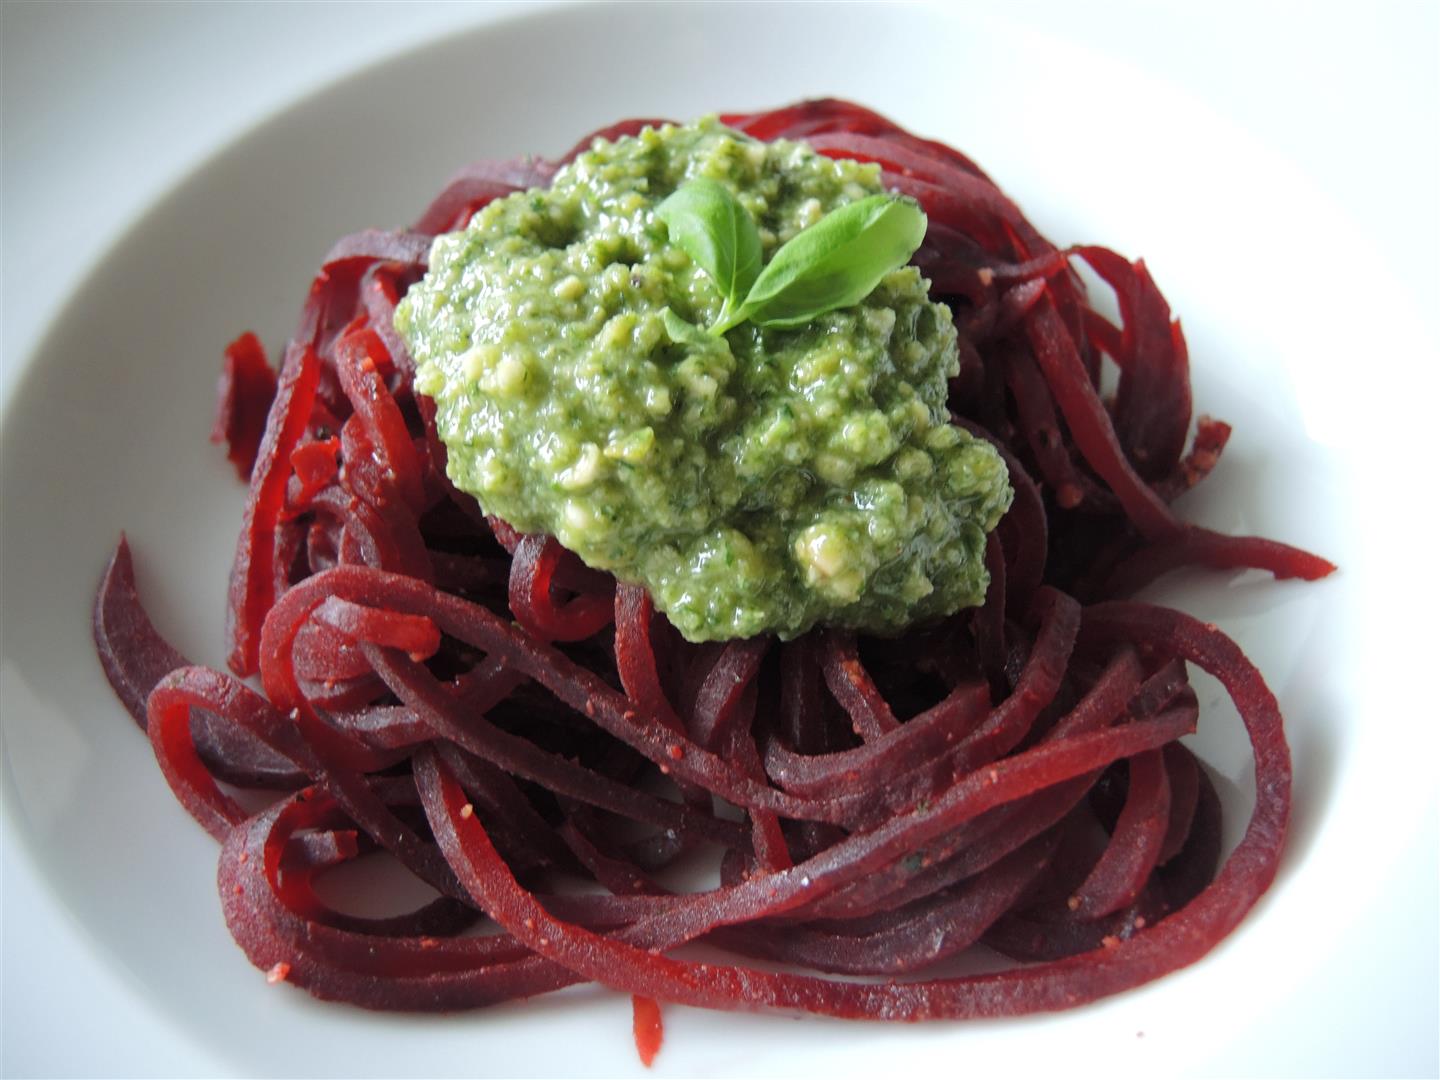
[3,3,1437,1076]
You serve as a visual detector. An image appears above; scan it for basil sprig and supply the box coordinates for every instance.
[654,179,763,329]
[656,180,926,337]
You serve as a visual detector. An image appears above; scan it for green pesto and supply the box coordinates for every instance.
[396,118,1012,642]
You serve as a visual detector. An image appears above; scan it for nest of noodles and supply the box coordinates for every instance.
[96,100,1333,1020]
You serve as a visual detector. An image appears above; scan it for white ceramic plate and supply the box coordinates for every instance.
[3,4,1437,1077]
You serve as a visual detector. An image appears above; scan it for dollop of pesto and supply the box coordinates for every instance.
[396,118,1012,642]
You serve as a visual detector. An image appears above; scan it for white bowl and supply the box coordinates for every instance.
[3,3,1436,1076]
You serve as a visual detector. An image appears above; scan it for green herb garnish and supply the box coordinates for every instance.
[656,180,927,336]
[659,306,713,347]
[654,178,763,330]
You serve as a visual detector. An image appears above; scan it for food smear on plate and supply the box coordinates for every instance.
[632,995,664,1067]
[396,118,1011,642]
[94,100,1336,1058]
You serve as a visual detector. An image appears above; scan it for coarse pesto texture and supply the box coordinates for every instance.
[397,118,1012,642]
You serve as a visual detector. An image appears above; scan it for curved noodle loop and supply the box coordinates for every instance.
[94,100,1332,1029]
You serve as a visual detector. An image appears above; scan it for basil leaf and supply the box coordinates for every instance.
[660,307,711,347]
[655,179,763,322]
[722,194,926,332]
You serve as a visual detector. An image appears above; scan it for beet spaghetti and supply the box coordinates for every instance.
[94,100,1334,1045]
